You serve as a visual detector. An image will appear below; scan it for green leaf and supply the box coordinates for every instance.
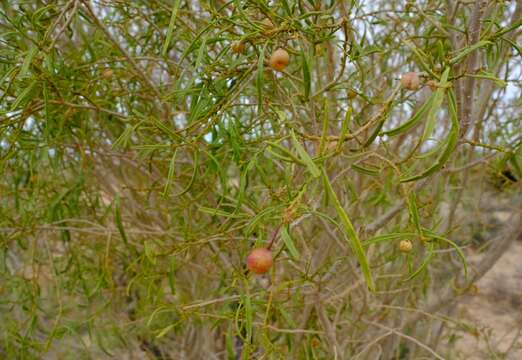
[351,163,381,176]
[364,232,417,247]
[404,242,434,281]
[162,149,178,196]
[382,94,435,137]
[243,294,253,343]
[363,103,391,147]
[467,71,507,87]
[423,228,468,281]
[114,196,130,250]
[281,225,299,259]
[290,130,320,177]
[256,44,266,113]
[156,324,175,339]
[10,80,37,111]
[197,206,248,219]
[400,83,459,182]
[20,47,38,78]
[402,40,436,77]
[420,68,450,144]
[321,167,375,291]
[162,0,182,56]
[302,50,311,100]
[407,192,422,235]
[449,40,492,65]
[174,149,199,197]
[195,34,208,68]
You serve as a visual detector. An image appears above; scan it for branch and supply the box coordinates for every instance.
[403,203,522,329]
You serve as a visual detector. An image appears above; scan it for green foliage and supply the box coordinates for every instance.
[0,0,520,358]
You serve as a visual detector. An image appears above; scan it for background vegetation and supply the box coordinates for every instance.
[1,0,521,358]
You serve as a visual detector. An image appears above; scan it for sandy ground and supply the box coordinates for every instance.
[451,240,522,359]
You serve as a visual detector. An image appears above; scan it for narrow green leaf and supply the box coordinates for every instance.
[156,324,175,339]
[114,196,129,248]
[402,40,436,77]
[10,80,37,111]
[363,104,391,147]
[467,71,507,87]
[162,149,178,196]
[407,192,422,235]
[302,50,311,100]
[400,86,460,182]
[281,225,299,259]
[420,68,450,144]
[174,150,199,197]
[423,228,468,281]
[351,163,381,176]
[404,242,434,281]
[363,232,417,247]
[318,99,329,155]
[195,34,207,69]
[243,294,253,343]
[246,205,286,236]
[337,106,352,150]
[291,130,320,177]
[256,44,266,113]
[382,94,435,137]
[20,47,38,78]
[449,40,492,65]
[162,0,182,56]
[321,168,375,291]
[198,206,248,219]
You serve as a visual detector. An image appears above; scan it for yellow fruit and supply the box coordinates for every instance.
[269,48,289,72]
[400,72,420,90]
[246,248,273,274]
[399,240,413,253]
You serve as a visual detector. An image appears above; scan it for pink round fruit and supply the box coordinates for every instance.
[246,248,273,274]
[401,72,420,90]
[269,48,290,72]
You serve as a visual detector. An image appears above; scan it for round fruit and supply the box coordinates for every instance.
[246,248,273,274]
[269,48,290,72]
[399,240,413,253]
[102,69,113,80]
[400,72,420,91]
[231,41,245,54]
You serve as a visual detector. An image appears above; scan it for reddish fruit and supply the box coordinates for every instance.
[400,72,420,91]
[231,41,245,54]
[269,48,290,72]
[246,248,273,274]
[399,240,413,253]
